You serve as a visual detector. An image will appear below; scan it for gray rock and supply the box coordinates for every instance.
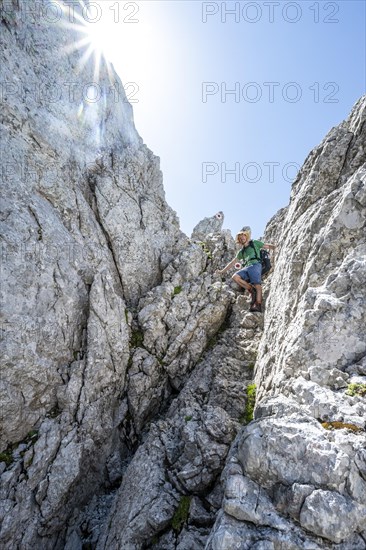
[0,0,181,449]
[300,489,366,543]
[273,482,314,520]
[206,509,326,550]
[0,0,180,545]
[308,365,349,389]
[1,1,366,548]
[96,280,261,548]
[191,212,224,241]
[189,497,213,527]
[176,527,210,549]
[206,96,366,548]
[223,474,289,531]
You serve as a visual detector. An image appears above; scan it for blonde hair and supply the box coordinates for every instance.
[235,230,251,244]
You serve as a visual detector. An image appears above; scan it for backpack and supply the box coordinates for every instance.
[242,240,272,276]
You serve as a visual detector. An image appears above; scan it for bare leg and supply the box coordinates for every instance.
[254,284,262,304]
[232,274,251,291]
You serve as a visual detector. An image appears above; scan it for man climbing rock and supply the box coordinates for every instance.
[217,227,276,312]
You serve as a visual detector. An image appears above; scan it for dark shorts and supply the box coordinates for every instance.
[236,262,262,285]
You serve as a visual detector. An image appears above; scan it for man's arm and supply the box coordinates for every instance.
[263,243,277,267]
[216,257,237,275]
[263,242,276,251]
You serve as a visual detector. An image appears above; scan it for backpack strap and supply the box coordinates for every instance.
[249,240,260,262]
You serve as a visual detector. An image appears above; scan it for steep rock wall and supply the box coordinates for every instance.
[1,3,260,548]
[1,2,365,549]
[207,97,366,549]
[0,1,182,547]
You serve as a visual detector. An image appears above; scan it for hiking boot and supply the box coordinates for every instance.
[249,285,257,305]
[249,302,262,313]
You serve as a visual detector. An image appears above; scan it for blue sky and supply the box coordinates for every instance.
[89,0,366,239]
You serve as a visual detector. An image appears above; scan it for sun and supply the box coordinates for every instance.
[57,0,116,83]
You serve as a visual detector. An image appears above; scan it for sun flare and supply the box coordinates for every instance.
[57,0,116,83]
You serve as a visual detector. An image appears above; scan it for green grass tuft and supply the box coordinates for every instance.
[0,430,39,469]
[346,383,366,397]
[198,241,212,259]
[239,384,256,424]
[0,451,13,467]
[173,286,182,296]
[171,496,191,532]
[130,329,144,348]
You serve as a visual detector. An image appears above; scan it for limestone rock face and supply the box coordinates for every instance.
[207,97,366,549]
[96,293,263,549]
[1,2,366,549]
[191,211,224,241]
[0,2,180,547]
[0,0,182,444]
[1,6,256,548]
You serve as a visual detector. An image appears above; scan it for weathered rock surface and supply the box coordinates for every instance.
[0,1,181,547]
[1,1,366,549]
[1,4,259,548]
[95,309,262,548]
[207,97,366,549]
[191,212,224,241]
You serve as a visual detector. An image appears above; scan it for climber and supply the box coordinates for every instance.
[216,227,276,313]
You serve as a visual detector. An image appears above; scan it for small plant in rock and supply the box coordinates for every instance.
[151,535,159,545]
[24,430,38,444]
[197,241,212,259]
[171,496,191,532]
[0,450,13,467]
[346,383,366,397]
[47,406,61,419]
[184,415,192,422]
[240,384,256,424]
[0,430,39,469]
[130,329,144,348]
[173,286,182,296]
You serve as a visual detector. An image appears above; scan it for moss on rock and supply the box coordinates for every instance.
[346,383,366,397]
[321,421,363,433]
[239,384,256,424]
[171,496,191,532]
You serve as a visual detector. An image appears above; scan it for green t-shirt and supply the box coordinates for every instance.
[236,240,264,267]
